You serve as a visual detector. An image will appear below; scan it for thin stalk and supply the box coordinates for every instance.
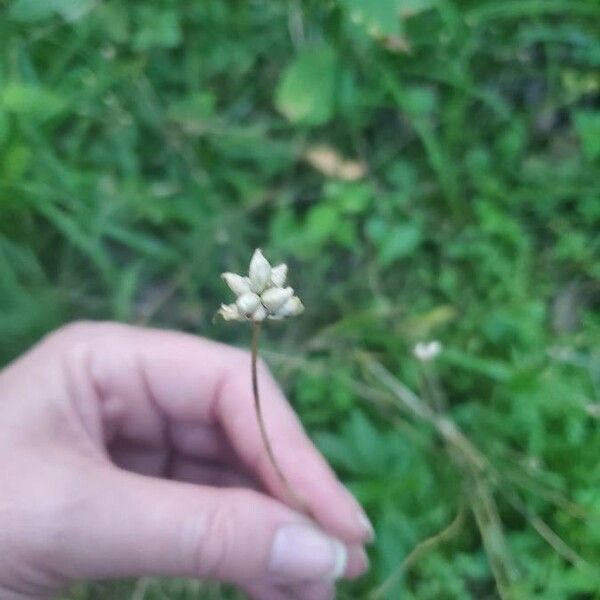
[369,507,465,600]
[251,322,308,514]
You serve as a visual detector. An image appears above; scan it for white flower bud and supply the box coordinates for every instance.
[251,305,268,322]
[222,273,252,296]
[249,249,272,293]
[218,303,242,321]
[270,264,288,287]
[277,296,304,318]
[236,292,261,316]
[261,286,294,312]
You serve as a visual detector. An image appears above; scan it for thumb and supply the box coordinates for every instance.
[65,467,348,585]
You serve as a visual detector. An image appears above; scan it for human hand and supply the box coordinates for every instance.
[0,322,372,600]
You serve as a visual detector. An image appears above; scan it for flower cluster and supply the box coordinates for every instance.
[218,249,304,322]
[413,340,442,362]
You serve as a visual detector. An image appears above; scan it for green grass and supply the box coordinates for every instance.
[2,0,600,598]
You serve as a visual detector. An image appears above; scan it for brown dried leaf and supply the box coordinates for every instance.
[304,145,367,181]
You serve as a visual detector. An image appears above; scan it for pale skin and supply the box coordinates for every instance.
[0,322,371,600]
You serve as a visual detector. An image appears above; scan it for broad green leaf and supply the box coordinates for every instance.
[275,45,337,125]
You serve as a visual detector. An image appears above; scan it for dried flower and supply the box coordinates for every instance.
[217,248,308,515]
[219,249,304,322]
[413,340,442,362]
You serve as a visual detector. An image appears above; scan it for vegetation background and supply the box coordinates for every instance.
[1,0,599,598]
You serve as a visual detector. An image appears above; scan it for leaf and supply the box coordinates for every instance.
[52,0,94,21]
[1,84,67,122]
[329,181,373,214]
[97,3,130,42]
[133,7,182,51]
[0,110,9,146]
[275,45,337,125]
[379,225,422,264]
[344,0,402,38]
[401,86,438,117]
[573,110,600,160]
[304,203,342,246]
[168,92,216,124]
[9,0,94,22]
[8,0,57,21]
[314,432,363,474]
[367,221,423,266]
[2,144,31,181]
[442,349,512,382]
[315,411,391,475]
[341,0,436,51]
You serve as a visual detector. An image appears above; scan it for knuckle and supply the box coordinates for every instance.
[195,501,236,578]
[46,320,128,347]
[41,322,101,357]
[190,489,259,580]
[50,320,100,342]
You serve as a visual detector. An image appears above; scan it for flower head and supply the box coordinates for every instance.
[413,340,442,362]
[219,249,304,322]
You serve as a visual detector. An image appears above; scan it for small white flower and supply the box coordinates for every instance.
[261,287,294,312]
[222,273,252,296]
[277,296,304,318]
[219,249,304,322]
[249,249,272,293]
[236,292,261,316]
[585,403,600,418]
[252,305,268,322]
[218,303,242,321]
[270,264,288,287]
[413,340,442,362]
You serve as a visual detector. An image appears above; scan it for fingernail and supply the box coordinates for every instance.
[269,524,348,581]
[344,489,375,542]
[358,511,375,543]
[357,547,370,572]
